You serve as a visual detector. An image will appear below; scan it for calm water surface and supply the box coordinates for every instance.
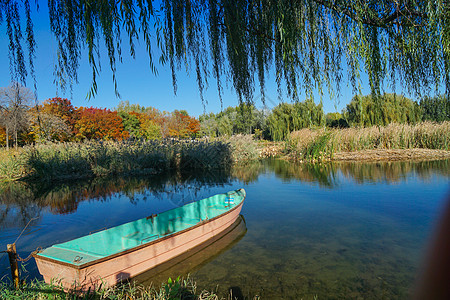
[0,160,449,299]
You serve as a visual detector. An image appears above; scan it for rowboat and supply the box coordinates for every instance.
[33,188,246,290]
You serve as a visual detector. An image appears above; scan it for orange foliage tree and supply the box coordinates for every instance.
[165,110,200,138]
[74,107,129,140]
[184,115,200,137]
[0,126,6,146]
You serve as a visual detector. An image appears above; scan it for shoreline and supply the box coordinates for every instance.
[259,143,450,162]
[332,148,450,162]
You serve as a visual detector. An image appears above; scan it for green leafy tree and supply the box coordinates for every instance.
[118,111,141,138]
[199,113,219,138]
[420,95,450,122]
[344,93,422,126]
[266,99,324,141]
[326,112,349,128]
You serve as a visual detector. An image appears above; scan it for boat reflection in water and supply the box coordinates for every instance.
[133,215,247,287]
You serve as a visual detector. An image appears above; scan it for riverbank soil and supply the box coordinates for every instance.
[333,149,450,161]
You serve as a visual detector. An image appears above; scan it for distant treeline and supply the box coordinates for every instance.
[1,82,448,147]
[200,94,449,141]
[0,84,200,147]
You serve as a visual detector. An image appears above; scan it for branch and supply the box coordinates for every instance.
[312,0,428,28]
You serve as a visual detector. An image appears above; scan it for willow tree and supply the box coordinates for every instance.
[2,0,449,104]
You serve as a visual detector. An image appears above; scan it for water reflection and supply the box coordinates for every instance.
[0,170,234,228]
[235,159,450,187]
[1,159,448,228]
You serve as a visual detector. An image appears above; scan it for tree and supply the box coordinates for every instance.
[0,126,6,146]
[28,110,71,142]
[344,93,422,126]
[420,95,450,122]
[0,83,33,148]
[266,99,324,140]
[74,107,128,140]
[3,1,449,103]
[41,97,78,136]
[118,111,141,138]
[326,112,349,128]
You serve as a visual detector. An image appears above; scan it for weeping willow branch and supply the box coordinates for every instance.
[1,0,448,105]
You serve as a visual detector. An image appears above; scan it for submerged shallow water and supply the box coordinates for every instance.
[0,159,449,299]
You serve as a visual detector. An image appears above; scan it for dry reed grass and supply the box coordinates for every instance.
[290,121,450,161]
[0,139,233,182]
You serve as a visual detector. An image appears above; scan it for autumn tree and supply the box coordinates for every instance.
[28,109,71,142]
[74,107,128,140]
[3,1,449,105]
[0,83,33,148]
[41,97,78,135]
[183,114,200,138]
[0,126,6,146]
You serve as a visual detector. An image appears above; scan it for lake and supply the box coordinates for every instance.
[0,159,449,299]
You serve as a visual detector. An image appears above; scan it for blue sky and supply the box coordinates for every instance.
[0,3,416,118]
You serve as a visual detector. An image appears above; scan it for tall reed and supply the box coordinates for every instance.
[291,121,450,160]
[0,140,233,182]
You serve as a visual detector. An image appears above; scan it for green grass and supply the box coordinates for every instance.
[0,276,227,300]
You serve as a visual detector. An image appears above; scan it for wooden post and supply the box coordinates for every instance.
[7,244,19,289]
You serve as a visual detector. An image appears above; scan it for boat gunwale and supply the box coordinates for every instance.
[32,193,245,270]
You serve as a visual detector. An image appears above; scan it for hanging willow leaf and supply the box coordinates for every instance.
[1,0,449,103]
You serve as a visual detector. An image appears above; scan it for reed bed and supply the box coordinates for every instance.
[290,121,450,161]
[219,134,261,163]
[0,140,233,182]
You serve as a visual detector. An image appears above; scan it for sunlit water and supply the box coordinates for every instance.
[0,159,449,299]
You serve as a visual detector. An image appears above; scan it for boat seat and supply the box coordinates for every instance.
[45,245,105,264]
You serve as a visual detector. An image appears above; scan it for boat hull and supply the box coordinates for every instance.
[34,201,244,291]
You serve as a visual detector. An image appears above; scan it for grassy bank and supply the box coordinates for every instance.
[0,140,232,182]
[0,276,234,300]
[289,121,450,161]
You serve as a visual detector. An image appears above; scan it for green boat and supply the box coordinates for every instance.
[33,188,246,290]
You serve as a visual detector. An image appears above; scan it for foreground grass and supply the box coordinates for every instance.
[0,277,233,300]
[290,121,450,161]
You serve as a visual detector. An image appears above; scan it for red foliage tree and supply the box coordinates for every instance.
[74,107,129,140]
